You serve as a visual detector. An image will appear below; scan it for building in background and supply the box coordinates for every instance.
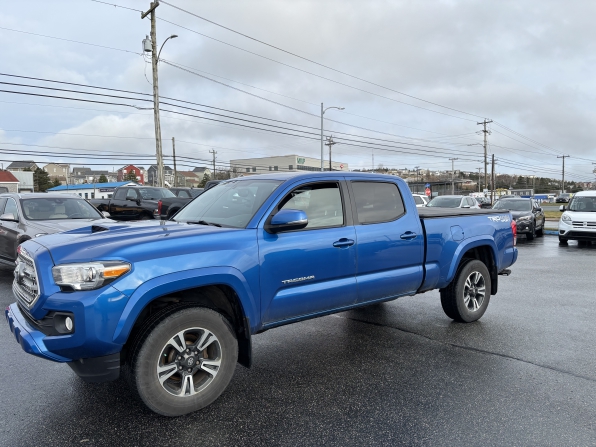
[229,155,348,176]
[192,167,211,182]
[10,171,34,192]
[147,165,174,186]
[0,170,21,193]
[47,181,139,199]
[7,161,38,172]
[117,165,145,184]
[70,167,118,184]
[43,163,70,185]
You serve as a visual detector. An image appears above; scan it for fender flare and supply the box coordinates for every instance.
[445,236,498,285]
[112,266,257,345]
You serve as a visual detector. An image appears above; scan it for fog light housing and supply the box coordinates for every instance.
[65,317,73,332]
[53,313,75,334]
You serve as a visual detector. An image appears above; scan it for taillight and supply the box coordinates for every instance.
[510,219,517,246]
[157,200,162,215]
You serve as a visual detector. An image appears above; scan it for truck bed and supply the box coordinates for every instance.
[418,207,508,218]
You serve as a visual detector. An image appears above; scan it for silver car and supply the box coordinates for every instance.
[0,193,113,265]
[426,195,481,209]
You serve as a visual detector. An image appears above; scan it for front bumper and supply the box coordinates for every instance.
[558,220,596,240]
[515,219,534,234]
[5,304,70,362]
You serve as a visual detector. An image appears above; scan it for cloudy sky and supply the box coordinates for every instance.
[1,0,595,182]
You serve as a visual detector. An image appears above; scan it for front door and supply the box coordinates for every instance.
[259,181,357,324]
[0,198,22,262]
[348,181,424,304]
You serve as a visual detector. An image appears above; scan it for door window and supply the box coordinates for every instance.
[5,198,19,218]
[413,196,423,205]
[466,198,475,206]
[178,190,190,198]
[114,188,127,200]
[278,183,343,229]
[126,189,138,201]
[351,182,405,224]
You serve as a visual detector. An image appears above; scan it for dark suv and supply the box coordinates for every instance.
[492,198,545,240]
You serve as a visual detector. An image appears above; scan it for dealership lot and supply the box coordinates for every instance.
[1,236,595,446]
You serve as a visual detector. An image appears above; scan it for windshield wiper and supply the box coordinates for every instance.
[186,220,222,227]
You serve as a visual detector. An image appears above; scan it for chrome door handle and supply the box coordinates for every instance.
[400,232,417,240]
[333,238,355,248]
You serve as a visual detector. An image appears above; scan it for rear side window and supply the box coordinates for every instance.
[352,182,405,224]
[4,198,18,218]
[413,196,424,205]
[178,190,190,198]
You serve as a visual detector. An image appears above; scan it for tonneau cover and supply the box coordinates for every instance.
[418,207,509,219]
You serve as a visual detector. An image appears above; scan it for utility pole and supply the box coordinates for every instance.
[320,103,344,171]
[477,119,492,192]
[449,158,458,194]
[141,2,164,187]
[172,137,177,187]
[557,155,570,193]
[491,154,496,204]
[476,167,482,193]
[209,149,217,180]
[325,136,337,172]
[414,166,420,183]
[372,150,374,173]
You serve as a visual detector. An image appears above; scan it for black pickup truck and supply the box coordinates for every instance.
[90,186,180,220]
[156,187,203,219]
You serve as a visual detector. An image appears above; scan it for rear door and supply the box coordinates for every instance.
[258,180,357,324]
[348,181,424,304]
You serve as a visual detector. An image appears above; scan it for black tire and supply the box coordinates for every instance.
[536,225,544,237]
[559,236,568,244]
[126,307,238,416]
[440,259,491,323]
[139,213,152,220]
[526,223,535,240]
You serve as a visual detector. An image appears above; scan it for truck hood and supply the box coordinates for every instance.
[562,211,596,222]
[29,218,116,234]
[31,220,241,265]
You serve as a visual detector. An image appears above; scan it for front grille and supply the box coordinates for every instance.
[13,248,40,308]
[572,221,596,228]
[566,231,596,240]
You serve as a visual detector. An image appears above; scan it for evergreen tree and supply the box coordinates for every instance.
[125,170,138,182]
[52,178,62,188]
[199,172,211,188]
[98,174,108,183]
[33,168,53,192]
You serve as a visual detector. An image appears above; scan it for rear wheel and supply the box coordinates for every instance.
[440,259,491,323]
[536,225,544,237]
[126,307,238,416]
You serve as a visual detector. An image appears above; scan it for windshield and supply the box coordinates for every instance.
[138,188,175,200]
[568,196,596,212]
[173,180,282,228]
[426,197,462,208]
[21,198,103,221]
[493,200,532,212]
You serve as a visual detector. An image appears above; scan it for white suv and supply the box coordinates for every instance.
[412,194,429,207]
[558,190,596,244]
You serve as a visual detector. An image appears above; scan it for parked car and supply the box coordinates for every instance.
[556,193,572,203]
[426,195,480,209]
[170,187,204,199]
[476,197,493,209]
[558,191,596,244]
[0,193,113,265]
[412,194,429,207]
[90,186,177,220]
[6,172,517,416]
[492,198,545,240]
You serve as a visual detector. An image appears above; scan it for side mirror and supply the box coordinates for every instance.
[266,209,308,233]
[0,213,17,221]
[102,211,111,218]
[537,207,542,212]
[559,205,566,211]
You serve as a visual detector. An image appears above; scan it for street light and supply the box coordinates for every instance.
[157,34,178,61]
[321,103,344,171]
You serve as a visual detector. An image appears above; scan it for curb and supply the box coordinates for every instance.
[544,230,558,236]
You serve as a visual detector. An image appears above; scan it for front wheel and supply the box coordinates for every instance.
[126,307,238,416]
[526,222,536,240]
[440,259,491,323]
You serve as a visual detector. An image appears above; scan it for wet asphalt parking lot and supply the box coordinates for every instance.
[1,235,595,447]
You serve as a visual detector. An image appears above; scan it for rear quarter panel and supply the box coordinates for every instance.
[420,213,516,291]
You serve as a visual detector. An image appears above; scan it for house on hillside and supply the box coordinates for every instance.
[7,161,38,172]
[70,167,117,184]
[147,165,174,186]
[117,165,145,184]
[192,167,211,182]
[43,163,70,185]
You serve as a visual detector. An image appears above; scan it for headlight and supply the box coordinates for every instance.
[52,261,131,291]
[34,233,47,238]
[516,215,532,222]
[561,214,572,222]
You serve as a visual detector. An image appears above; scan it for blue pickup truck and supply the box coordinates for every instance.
[5,172,517,416]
